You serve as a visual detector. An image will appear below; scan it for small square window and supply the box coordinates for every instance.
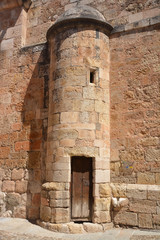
[90,70,96,84]
[88,68,98,86]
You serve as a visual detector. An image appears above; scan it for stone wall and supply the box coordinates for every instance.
[26,0,160,45]
[110,25,160,184]
[0,3,49,218]
[111,183,160,230]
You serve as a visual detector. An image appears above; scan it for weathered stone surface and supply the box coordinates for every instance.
[40,206,51,222]
[2,181,15,192]
[129,200,157,214]
[148,189,160,201]
[139,213,153,229]
[95,197,111,211]
[52,208,70,224]
[110,183,126,198]
[83,222,103,233]
[15,181,28,194]
[11,169,24,180]
[50,199,69,208]
[42,182,67,191]
[137,173,155,184]
[126,185,147,200]
[94,211,111,223]
[114,212,138,226]
[146,149,160,162]
[99,184,111,198]
[67,223,84,234]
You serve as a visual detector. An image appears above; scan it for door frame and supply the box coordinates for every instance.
[70,156,93,222]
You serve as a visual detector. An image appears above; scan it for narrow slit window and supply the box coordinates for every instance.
[90,70,96,84]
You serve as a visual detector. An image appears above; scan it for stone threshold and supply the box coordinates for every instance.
[37,220,113,234]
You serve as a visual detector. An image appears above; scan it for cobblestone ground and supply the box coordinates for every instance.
[0,231,63,240]
[0,218,160,240]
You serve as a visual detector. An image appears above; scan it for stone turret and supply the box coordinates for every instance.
[39,5,113,229]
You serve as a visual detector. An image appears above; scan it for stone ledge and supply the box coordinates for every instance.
[112,15,160,34]
[37,220,113,234]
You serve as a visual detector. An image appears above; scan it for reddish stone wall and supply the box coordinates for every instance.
[0,4,49,218]
[110,26,160,184]
[26,0,160,45]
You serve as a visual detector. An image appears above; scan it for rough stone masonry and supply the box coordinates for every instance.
[0,0,160,233]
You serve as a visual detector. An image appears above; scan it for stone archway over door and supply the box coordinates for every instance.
[71,156,93,222]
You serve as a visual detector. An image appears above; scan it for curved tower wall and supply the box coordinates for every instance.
[40,18,112,224]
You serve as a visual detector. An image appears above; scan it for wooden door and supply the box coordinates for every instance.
[71,156,92,222]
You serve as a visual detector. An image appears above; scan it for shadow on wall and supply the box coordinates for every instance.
[21,43,49,221]
[0,7,21,45]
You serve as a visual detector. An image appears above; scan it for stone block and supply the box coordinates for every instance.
[126,188,147,200]
[63,86,82,99]
[48,113,60,127]
[94,170,110,183]
[129,200,157,214]
[52,208,70,223]
[60,112,79,123]
[50,199,69,208]
[52,162,70,171]
[83,222,103,232]
[0,147,10,159]
[28,151,41,169]
[81,99,95,112]
[15,141,30,151]
[67,223,84,234]
[102,222,114,231]
[95,197,111,211]
[41,197,49,206]
[2,181,15,192]
[28,181,41,193]
[56,129,79,140]
[1,39,13,51]
[114,211,138,226]
[12,169,24,180]
[42,182,68,191]
[110,183,126,198]
[13,206,26,218]
[0,169,5,180]
[6,193,21,209]
[94,160,110,170]
[49,190,69,199]
[100,148,110,158]
[59,139,75,147]
[146,149,160,162]
[15,180,28,194]
[32,193,41,206]
[78,129,95,139]
[153,214,160,226]
[148,188,160,201]
[94,211,111,223]
[137,172,155,184]
[139,213,153,229]
[51,170,70,182]
[156,173,160,184]
[57,224,69,233]
[99,184,111,198]
[95,100,108,113]
[40,206,51,222]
